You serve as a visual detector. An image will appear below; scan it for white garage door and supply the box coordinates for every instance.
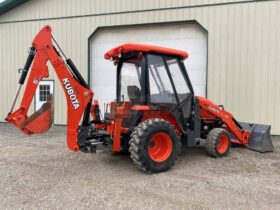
[90,24,207,113]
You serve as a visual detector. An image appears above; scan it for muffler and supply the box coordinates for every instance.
[239,122,274,152]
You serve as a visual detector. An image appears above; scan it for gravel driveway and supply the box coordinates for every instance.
[0,124,279,210]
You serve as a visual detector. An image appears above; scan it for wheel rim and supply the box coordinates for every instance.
[148,132,173,162]
[216,134,229,154]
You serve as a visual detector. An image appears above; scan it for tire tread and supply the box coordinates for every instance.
[129,118,181,173]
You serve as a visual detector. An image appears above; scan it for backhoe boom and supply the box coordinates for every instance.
[6,25,93,151]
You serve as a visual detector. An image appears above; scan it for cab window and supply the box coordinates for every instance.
[147,54,177,104]
[166,58,190,102]
[119,56,142,103]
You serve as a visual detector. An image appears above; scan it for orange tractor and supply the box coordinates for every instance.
[6,26,273,172]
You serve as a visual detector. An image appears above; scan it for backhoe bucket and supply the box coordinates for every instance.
[21,95,53,134]
[239,122,274,152]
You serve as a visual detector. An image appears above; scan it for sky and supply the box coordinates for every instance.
[0,0,5,3]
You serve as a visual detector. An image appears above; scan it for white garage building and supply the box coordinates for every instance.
[0,0,279,134]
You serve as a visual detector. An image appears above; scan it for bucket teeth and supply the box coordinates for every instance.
[239,122,274,153]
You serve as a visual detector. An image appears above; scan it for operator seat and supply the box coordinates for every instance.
[127,86,141,103]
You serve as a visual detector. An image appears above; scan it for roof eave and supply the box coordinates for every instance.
[0,0,28,16]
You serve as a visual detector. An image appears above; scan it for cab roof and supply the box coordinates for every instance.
[104,43,188,60]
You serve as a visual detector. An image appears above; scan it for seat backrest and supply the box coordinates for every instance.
[127,86,141,103]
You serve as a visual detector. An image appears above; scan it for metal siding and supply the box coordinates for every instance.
[0,0,254,22]
[0,0,279,134]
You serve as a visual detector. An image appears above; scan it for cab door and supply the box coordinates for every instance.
[146,54,193,120]
[165,56,194,120]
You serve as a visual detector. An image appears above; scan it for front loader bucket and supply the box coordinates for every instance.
[239,122,274,152]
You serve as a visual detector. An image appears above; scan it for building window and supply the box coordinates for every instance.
[39,85,51,102]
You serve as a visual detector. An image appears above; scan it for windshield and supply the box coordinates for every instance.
[166,58,190,102]
[119,59,142,103]
[148,55,176,104]
[118,53,190,104]
[147,54,190,104]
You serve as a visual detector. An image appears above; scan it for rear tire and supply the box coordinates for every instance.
[205,128,231,158]
[129,118,181,173]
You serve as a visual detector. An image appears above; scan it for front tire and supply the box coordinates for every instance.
[205,128,231,158]
[129,119,181,173]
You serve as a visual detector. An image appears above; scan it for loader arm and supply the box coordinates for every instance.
[6,25,93,152]
[196,96,250,145]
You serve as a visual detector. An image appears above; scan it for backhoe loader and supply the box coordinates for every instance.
[6,25,273,173]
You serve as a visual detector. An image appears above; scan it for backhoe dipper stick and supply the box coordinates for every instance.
[6,25,93,151]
